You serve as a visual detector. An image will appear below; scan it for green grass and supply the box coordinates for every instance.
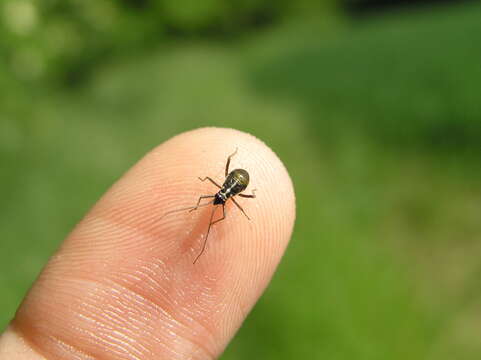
[1,2,481,358]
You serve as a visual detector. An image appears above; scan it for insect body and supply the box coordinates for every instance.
[162,149,256,263]
[214,169,249,205]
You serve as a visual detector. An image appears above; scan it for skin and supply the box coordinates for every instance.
[0,127,296,360]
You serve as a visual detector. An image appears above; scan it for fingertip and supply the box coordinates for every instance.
[161,126,296,314]
[13,127,296,360]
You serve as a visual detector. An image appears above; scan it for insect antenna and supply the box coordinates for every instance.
[160,200,213,219]
[193,205,217,264]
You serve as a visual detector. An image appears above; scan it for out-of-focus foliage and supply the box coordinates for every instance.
[0,0,336,85]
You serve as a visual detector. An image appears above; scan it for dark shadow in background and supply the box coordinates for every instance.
[249,2,481,159]
[345,0,477,15]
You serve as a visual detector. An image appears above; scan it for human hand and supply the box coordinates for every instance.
[0,128,295,359]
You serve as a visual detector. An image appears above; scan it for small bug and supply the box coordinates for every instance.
[162,148,256,263]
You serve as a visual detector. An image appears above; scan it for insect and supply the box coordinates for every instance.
[162,148,256,263]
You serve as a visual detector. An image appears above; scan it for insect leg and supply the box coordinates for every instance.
[225,147,238,177]
[193,204,226,264]
[238,189,257,198]
[231,197,250,221]
[198,176,222,189]
[211,203,226,226]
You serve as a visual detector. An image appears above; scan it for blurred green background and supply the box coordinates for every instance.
[1,0,481,358]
